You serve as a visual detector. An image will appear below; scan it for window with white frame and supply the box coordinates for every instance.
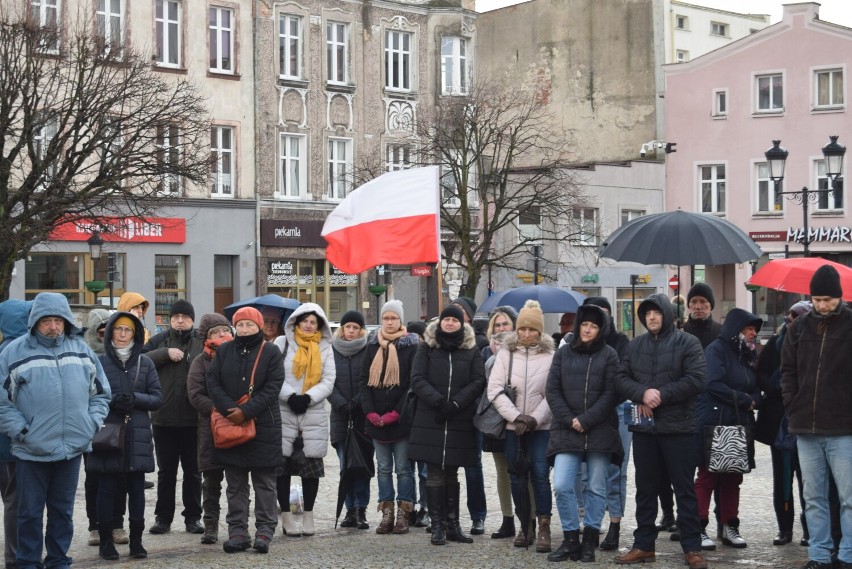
[710,21,728,37]
[327,138,352,200]
[816,160,843,211]
[327,22,349,84]
[815,68,844,108]
[519,206,542,244]
[756,73,783,112]
[155,125,181,195]
[210,126,234,198]
[385,30,412,91]
[620,209,644,226]
[756,162,783,213]
[440,158,478,208]
[441,37,468,95]
[713,89,727,117]
[34,114,59,184]
[675,50,689,63]
[209,6,234,73]
[675,15,688,30]
[96,0,123,56]
[278,133,305,199]
[571,208,598,246]
[386,143,412,171]
[32,0,60,53]
[700,164,726,213]
[279,14,302,79]
[155,0,181,67]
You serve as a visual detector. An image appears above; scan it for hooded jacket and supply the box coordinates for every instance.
[117,292,151,342]
[143,321,203,428]
[616,293,706,434]
[83,309,111,355]
[0,293,111,462]
[88,312,163,473]
[0,299,32,462]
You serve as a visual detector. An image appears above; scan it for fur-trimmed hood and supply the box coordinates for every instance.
[501,331,555,354]
[423,320,477,350]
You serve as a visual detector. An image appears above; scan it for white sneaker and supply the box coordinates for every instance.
[722,524,747,548]
[700,530,716,551]
[302,511,315,536]
[88,529,100,546]
[281,511,301,537]
[112,528,129,544]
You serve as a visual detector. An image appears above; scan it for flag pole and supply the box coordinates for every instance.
[436,259,444,315]
[434,165,444,316]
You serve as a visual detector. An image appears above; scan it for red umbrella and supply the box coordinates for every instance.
[747,258,852,301]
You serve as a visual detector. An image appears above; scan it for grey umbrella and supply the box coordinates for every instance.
[598,210,762,266]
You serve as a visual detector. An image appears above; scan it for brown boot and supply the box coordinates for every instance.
[201,518,218,544]
[513,518,536,547]
[376,501,395,535]
[685,551,708,569]
[536,515,552,553]
[614,549,656,565]
[393,501,413,534]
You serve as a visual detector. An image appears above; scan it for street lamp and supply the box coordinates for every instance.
[765,136,846,257]
[87,231,104,260]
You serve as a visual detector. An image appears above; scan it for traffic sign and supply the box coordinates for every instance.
[668,275,679,290]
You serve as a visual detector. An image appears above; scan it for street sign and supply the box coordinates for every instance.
[668,275,679,290]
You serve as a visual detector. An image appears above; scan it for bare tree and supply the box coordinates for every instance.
[0,6,212,299]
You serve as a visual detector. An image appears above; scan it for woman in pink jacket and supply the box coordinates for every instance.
[487,300,554,553]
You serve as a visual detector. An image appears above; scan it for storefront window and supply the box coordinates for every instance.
[25,253,83,303]
[615,287,655,336]
[154,255,188,331]
[267,259,358,322]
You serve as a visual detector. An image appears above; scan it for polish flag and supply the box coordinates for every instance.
[321,166,441,275]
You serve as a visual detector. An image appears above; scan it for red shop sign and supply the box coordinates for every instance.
[50,217,186,244]
[410,265,433,277]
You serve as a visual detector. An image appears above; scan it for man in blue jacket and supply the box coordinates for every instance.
[0,293,111,569]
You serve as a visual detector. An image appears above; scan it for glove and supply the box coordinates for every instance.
[440,400,459,419]
[517,414,538,430]
[338,402,352,419]
[287,394,311,415]
[111,393,135,414]
[513,419,529,437]
[367,413,382,428]
[381,410,400,425]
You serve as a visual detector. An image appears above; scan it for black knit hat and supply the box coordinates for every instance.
[440,304,465,323]
[340,310,366,329]
[577,304,607,329]
[407,321,426,338]
[687,283,715,310]
[810,264,843,298]
[583,296,612,314]
[452,296,477,322]
[169,299,195,321]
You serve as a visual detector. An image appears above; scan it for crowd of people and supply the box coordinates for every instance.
[0,267,848,569]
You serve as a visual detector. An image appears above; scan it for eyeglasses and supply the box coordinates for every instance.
[113,326,134,335]
[207,326,231,338]
[382,316,400,321]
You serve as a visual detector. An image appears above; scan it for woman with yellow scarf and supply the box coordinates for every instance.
[274,303,336,538]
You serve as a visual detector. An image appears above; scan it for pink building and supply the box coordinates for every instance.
[665,2,852,328]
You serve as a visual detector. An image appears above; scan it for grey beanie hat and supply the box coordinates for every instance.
[381,299,404,323]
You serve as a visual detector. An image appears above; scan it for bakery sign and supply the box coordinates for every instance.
[260,219,326,248]
[750,226,852,243]
[50,217,186,243]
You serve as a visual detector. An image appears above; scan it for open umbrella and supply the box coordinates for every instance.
[223,294,301,322]
[746,258,852,302]
[478,285,585,315]
[334,420,375,528]
[598,210,762,266]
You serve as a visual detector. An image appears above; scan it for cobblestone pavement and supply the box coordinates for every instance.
[52,443,808,568]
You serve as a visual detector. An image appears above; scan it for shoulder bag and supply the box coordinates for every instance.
[473,352,515,439]
[704,389,752,474]
[210,342,265,449]
[92,356,142,453]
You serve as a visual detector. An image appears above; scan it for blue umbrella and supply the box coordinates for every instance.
[478,285,585,315]
[223,294,301,322]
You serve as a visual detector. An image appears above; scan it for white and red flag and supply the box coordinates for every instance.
[321,166,441,275]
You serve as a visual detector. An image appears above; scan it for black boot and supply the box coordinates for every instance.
[599,521,620,551]
[656,511,676,531]
[426,486,446,545]
[414,507,430,528]
[340,509,357,528]
[445,483,473,544]
[801,513,810,547]
[98,524,119,561]
[547,530,580,562]
[129,519,148,559]
[580,527,600,562]
[356,507,369,530]
[491,516,516,539]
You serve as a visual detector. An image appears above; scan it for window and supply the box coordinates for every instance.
[278,133,306,199]
[154,255,188,332]
[326,22,349,84]
[96,0,123,56]
[519,206,542,244]
[756,73,783,112]
[155,0,181,67]
[675,50,689,63]
[279,14,302,79]
[441,37,468,95]
[155,125,181,195]
[31,0,60,53]
[713,89,727,117]
[209,6,234,73]
[620,209,644,226]
[327,138,352,200]
[385,30,412,91]
[386,143,412,171]
[34,114,59,184]
[700,164,726,213]
[756,162,783,213]
[815,68,844,108]
[571,208,598,246]
[675,15,688,30]
[710,21,728,37]
[210,126,233,198]
[816,160,843,211]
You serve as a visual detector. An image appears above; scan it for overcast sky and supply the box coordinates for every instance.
[475,0,852,27]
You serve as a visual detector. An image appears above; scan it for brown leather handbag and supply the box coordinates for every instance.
[210,342,265,449]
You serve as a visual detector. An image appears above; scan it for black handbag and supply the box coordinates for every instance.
[343,422,375,479]
[400,386,417,429]
[473,352,515,439]
[92,416,129,453]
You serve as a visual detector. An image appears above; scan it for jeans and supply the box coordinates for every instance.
[1,461,17,567]
[152,426,202,523]
[97,472,145,527]
[797,434,852,564]
[373,439,414,503]
[504,430,552,516]
[554,451,610,531]
[606,403,633,519]
[336,445,371,509]
[413,461,428,509]
[16,456,82,569]
[464,431,487,521]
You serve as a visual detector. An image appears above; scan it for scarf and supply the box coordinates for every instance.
[368,328,407,388]
[333,335,367,357]
[114,341,134,364]
[203,335,231,358]
[293,328,323,393]
[436,326,465,351]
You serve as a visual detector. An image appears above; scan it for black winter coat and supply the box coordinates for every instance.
[329,335,369,446]
[617,294,707,435]
[88,313,163,474]
[408,323,486,468]
[143,327,203,427]
[206,335,285,468]
[683,316,722,349]
[359,331,420,442]
[754,331,784,446]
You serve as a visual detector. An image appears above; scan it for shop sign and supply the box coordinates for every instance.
[267,260,296,287]
[260,219,326,248]
[787,226,852,243]
[749,231,786,242]
[410,265,433,277]
[50,217,186,243]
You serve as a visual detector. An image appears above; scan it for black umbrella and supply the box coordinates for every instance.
[334,420,375,528]
[598,210,762,266]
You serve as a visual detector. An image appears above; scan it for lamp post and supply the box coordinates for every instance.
[765,136,846,257]
[86,231,104,304]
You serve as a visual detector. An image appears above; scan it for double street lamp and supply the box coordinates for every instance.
[765,136,847,257]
